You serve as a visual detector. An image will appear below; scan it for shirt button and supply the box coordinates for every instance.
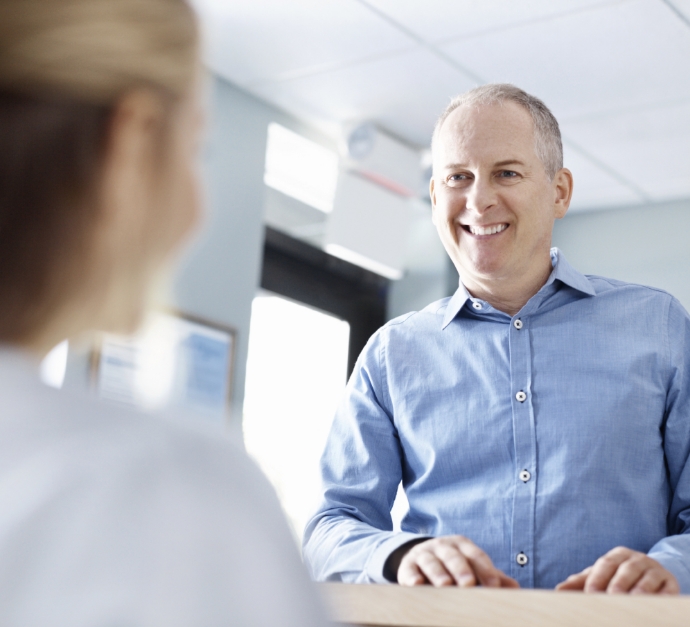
[513,319,523,330]
[519,469,531,482]
[516,552,529,566]
[472,302,482,310]
[516,391,527,403]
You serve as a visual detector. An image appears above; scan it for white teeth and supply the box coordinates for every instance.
[468,224,508,236]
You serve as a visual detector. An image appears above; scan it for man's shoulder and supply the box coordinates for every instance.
[584,274,684,310]
[573,275,690,330]
[586,274,669,296]
[356,298,451,362]
[383,297,452,330]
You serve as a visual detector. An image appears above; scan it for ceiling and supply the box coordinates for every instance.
[192,0,690,212]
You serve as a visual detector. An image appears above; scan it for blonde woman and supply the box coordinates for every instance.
[0,1,326,625]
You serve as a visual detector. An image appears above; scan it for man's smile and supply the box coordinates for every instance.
[460,223,509,236]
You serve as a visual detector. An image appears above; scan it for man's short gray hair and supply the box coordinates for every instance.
[432,83,563,180]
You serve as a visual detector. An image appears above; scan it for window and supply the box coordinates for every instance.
[260,227,388,377]
[245,228,389,541]
[243,293,350,541]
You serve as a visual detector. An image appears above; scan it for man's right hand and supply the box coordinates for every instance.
[397,536,520,588]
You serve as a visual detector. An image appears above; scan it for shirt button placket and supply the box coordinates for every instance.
[509,315,536,588]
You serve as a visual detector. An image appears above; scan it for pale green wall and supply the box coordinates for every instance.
[553,199,690,311]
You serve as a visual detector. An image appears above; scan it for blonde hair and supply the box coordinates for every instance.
[0,0,197,103]
[0,0,198,343]
[432,83,563,180]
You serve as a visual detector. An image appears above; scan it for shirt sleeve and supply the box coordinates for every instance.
[647,296,690,593]
[302,329,428,583]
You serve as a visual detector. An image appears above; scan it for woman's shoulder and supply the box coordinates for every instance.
[0,350,327,626]
[0,348,250,492]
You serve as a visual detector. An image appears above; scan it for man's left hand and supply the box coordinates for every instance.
[556,547,679,594]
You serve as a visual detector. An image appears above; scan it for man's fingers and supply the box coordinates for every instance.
[630,565,680,595]
[397,559,427,586]
[555,551,680,596]
[400,541,678,595]
[497,572,521,588]
[629,568,667,594]
[584,548,631,592]
[556,567,592,591]
[397,536,516,589]
[454,539,502,587]
[416,551,457,587]
[432,544,477,587]
[659,577,681,595]
[607,555,648,593]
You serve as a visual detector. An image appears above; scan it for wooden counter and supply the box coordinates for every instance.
[320,582,690,627]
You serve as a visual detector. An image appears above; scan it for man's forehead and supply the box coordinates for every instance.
[442,101,532,137]
[434,101,536,164]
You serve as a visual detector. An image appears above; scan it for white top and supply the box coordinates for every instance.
[0,348,327,627]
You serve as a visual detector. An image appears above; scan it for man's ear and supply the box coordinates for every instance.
[430,177,438,226]
[553,167,573,220]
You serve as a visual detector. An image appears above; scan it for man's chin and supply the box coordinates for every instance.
[456,254,511,283]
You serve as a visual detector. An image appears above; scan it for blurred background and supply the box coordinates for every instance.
[47,0,690,541]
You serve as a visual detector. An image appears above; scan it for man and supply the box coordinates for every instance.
[303,84,690,594]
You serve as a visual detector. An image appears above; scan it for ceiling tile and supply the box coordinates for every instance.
[192,0,413,86]
[362,0,621,44]
[194,0,690,211]
[562,145,642,211]
[247,48,477,146]
[561,101,690,202]
[440,0,690,120]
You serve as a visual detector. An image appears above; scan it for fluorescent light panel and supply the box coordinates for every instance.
[264,122,339,213]
[325,243,403,280]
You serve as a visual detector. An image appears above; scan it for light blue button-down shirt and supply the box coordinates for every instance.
[303,250,690,592]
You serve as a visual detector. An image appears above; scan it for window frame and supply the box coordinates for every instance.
[260,226,389,378]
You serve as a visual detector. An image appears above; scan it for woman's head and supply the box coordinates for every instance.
[0,0,201,351]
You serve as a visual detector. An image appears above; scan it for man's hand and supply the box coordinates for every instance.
[397,535,520,588]
[556,547,679,594]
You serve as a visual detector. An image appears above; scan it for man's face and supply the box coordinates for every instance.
[430,102,570,287]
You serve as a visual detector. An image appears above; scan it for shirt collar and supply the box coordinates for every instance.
[441,248,596,329]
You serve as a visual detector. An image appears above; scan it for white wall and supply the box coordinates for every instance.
[553,199,690,311]
[387,202,453,320]
[173,78,275,429]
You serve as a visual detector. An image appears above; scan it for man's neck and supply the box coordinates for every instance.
[461,254,554,317]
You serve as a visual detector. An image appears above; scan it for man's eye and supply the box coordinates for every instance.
[499,170,518,178]
[448,174,469,182]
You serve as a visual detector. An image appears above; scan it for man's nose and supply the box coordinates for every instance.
[465,176,497,214]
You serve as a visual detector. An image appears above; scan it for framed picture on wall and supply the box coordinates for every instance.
[91,310,236,420]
